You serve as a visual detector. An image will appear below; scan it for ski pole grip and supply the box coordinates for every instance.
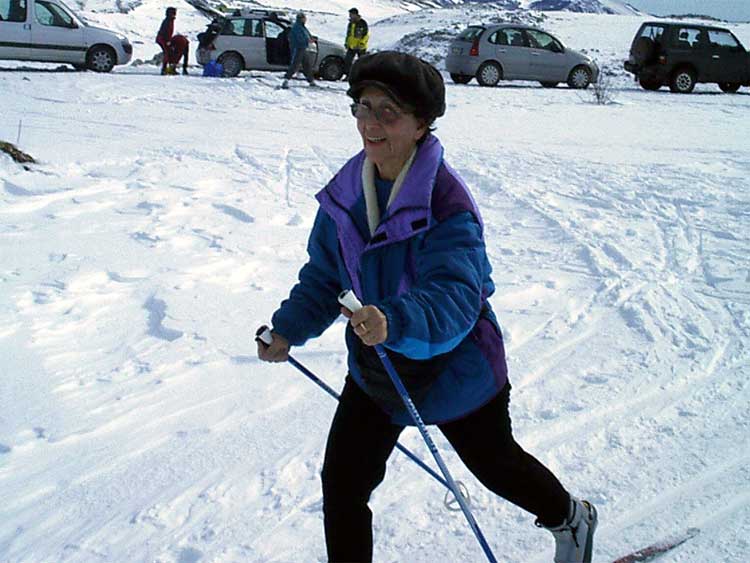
[338,290,362,312]
[255,325,273,346]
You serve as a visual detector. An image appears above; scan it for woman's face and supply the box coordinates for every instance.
[355,87,427,181]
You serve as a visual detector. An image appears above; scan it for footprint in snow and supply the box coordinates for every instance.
[583,374,608,385]
[107,271,145,283]
[144,296,183,342]
[177,547,204,563]
[131,231,161,246]
[117,201,164,216]
[212,203,254,223]
[3,181,35,196]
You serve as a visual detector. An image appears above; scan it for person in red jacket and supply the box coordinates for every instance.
[156,7,177,75]
[167,34,190,75]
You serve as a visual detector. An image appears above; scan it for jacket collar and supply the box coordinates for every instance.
[318,134,444,231]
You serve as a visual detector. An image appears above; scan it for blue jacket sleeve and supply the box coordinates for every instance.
[377,211,485,360]
[289,24,309,51]
[271,209,342,346]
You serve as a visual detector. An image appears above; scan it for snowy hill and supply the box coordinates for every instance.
[527,0,639,15]
[2,3,750,563]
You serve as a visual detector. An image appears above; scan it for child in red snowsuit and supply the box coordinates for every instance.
[167,34,190,75]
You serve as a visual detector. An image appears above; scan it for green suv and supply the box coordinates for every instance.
[624,21,750,93]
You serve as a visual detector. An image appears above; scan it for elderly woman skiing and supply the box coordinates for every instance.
[257,51,597,563]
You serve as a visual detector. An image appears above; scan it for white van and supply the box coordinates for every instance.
[0,0,132,72]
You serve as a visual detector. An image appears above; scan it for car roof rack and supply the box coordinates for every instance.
[226,7,288,18]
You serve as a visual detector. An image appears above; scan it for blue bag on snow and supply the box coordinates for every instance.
[203,60,224,77]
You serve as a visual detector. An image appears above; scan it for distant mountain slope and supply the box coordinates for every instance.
[70,0,641,18]
[527,0,640,15]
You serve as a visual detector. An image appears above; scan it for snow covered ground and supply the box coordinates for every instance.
[2,4,750,563]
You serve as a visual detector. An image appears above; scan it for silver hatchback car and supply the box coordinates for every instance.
[446,24,598,88]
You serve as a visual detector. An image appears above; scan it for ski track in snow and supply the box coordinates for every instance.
[1,9,750,562]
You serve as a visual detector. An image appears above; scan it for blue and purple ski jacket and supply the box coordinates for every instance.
[271,134,508,425]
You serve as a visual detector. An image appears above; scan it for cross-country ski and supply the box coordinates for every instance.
[612,528,700,563]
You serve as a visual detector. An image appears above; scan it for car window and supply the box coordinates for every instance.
[246,18,263,38]
[264,20,285,39]
[707,29,741,50]
[1,0,27,22]
[672,27,703,49]
[525,30,562,51]
[220,18,244,36]
[457,26,484,41]
[506,28,525,47]
[638,24,665,42]
[35,0,74,28]
[488,30,508,45]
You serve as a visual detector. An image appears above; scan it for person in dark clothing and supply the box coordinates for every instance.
[257,51,599,563]
[281,12,316,89]
[156,7,177,75]
[342,7,368,78]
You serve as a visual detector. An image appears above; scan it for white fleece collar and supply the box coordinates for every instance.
[362,148,418,237]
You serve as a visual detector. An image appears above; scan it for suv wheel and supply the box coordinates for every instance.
[669,67,696,93]
[450,73,472,85]
[476,62,502,87]
[319,57,344,81]
[218,52,243,78]
[639,77,661,91]
[567,66,592,89]
[87,46,116,73]
[718,82,740,93]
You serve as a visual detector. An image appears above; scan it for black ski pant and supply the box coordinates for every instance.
[321,376,570,562]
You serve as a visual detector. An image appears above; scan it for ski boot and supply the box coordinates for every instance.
[537,497,597,563]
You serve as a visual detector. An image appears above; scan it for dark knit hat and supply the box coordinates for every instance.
[347,51,446,124]
[166,6,176,16]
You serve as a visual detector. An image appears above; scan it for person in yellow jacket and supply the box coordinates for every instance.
[343,7,369,78]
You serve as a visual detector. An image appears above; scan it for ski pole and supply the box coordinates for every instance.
[255,326,464,497]
[338,290,498,563]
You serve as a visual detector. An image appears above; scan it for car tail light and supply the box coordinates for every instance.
[469,38,479,57]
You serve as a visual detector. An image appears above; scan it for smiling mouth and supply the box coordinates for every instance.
[366,136,386,143]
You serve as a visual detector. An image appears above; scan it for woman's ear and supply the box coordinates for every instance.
[414,119,428,142]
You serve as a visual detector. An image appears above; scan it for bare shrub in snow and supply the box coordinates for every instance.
[589,67,616,105]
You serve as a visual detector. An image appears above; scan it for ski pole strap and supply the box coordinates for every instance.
[337,291,498,563]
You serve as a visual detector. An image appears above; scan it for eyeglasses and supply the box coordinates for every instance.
[350,102,407,125]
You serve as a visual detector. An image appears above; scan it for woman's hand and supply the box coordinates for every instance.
[342,305,388,346]
[257,331,290,362]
